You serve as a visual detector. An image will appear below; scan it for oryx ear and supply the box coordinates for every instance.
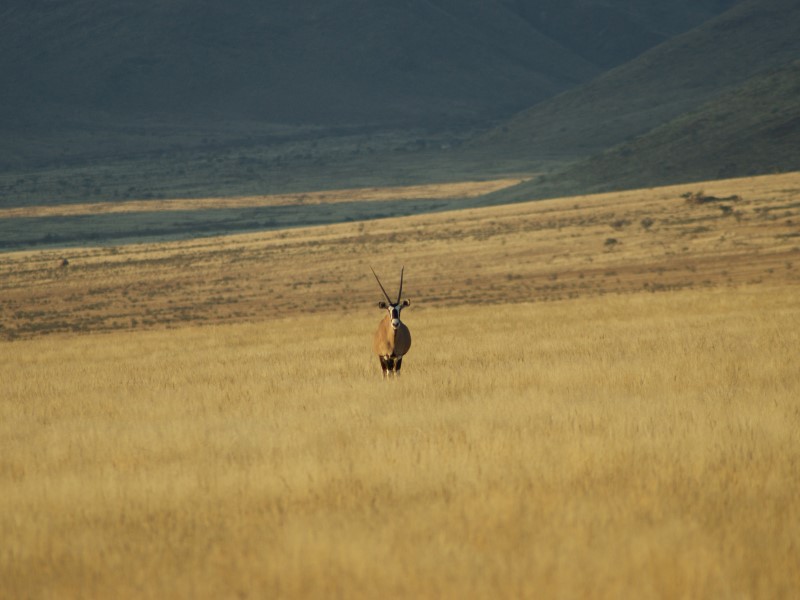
[378,301,388,309]
[402,299,411,307]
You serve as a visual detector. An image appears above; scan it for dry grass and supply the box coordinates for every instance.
[0,178,525,219]
[1,172,799,597]
[1,172,798,340]
[2,286,799,598]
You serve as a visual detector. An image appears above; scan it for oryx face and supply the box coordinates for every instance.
[378,299,411,330]
[371,266,410,330]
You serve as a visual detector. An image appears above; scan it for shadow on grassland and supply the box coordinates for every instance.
[0,197,457,251]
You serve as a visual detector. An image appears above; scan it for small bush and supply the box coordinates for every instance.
[682,190,742,205]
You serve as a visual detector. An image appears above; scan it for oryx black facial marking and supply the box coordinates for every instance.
[378,300,411,330]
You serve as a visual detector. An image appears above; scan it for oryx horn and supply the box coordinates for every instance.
[370,267,393,305]
[396,266,404,304]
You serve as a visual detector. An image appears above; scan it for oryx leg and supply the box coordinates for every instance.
[379,356,389,377]
[394,357,403,375]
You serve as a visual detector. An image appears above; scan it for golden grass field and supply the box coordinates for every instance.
[1,172,800,598]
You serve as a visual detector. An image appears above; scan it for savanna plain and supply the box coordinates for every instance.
[2,172,800,598]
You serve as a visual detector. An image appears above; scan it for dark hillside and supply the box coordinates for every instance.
[0,2,594,136]
[0,1,731,172]
[494,61,800,201]
[511,0,737,68]
[480,0,800,162]
[542,61,800,194]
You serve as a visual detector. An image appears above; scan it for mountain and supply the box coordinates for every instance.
[507,0,737,69]
[538,61,800,194]
[0,1,731,170]
[0,1,598,132]
[479,0,800,163]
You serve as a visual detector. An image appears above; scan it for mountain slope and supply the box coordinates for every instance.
[0,1,736,171]
[479,0,800,161]
[510,0,737,68]
[548,61,800,193]
[489,61,800,202]
[0,1,596,130]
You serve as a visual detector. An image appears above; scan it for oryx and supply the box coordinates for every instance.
[371,267,411,377]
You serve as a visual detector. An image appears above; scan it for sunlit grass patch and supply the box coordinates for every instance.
[2,285,798,598]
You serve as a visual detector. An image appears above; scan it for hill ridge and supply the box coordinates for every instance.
[479,0,800,162]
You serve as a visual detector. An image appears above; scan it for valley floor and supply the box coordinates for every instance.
[1,172,798,340]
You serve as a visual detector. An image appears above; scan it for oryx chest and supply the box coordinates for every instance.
[373,318,411,358]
